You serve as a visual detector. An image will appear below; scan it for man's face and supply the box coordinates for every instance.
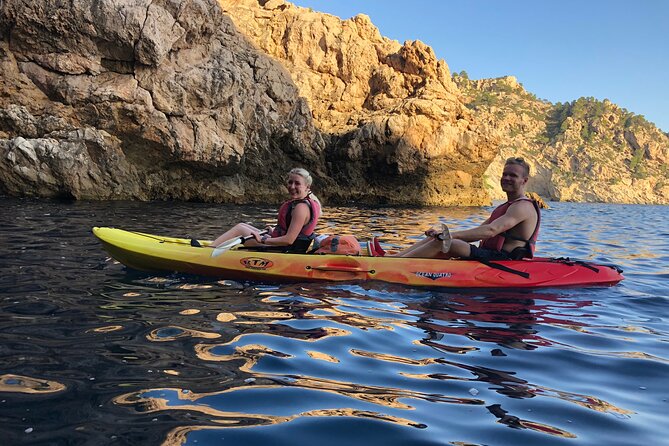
[500,163,528,193]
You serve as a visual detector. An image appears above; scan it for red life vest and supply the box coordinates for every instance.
[271,195,320,239]
[479,197,541,258]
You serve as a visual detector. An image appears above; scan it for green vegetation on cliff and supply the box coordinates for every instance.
[454,71,542,114]
[453,72,669,204]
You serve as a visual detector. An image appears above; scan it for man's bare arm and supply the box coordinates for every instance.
[450,201,533,242]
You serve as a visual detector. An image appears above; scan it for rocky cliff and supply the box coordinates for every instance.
[219,0,499,206]
[454,74,669,204]
[0,0,327,202]
[0,0,497,205]
[1,0,666,205]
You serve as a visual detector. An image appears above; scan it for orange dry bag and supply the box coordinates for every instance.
[313,235,361,255]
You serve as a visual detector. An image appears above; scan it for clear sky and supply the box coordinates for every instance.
[289,0,669,132]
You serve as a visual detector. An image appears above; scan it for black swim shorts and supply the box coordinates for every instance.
[468,245,513,261]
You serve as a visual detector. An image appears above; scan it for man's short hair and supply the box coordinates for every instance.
[505,157,530,177]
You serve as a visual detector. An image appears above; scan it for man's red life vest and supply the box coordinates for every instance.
[479,197,541,258]
[271,195,320,239]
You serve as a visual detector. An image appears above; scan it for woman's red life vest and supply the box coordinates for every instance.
[479,198,541,258]
[271,195,320,239]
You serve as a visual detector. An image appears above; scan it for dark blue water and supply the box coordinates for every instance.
[1,198,667,446]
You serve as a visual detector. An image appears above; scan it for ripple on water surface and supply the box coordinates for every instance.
[0,199,668,445]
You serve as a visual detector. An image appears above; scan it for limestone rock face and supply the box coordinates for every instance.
[455,75,669,204]
[219,0,499,205]
[0,0,324,202]
[0,129,141,199]
[0,0,498,205]
[3,0,660,205]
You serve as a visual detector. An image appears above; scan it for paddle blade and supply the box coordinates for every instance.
[209,230,268,258]
[210,239,243,258]
[440,224,452,253]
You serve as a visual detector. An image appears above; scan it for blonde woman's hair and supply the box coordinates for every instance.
[289,167,313,186]
[289,167,322,217]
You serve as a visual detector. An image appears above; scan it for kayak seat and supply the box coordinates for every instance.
[239,237,313,254]
[505,246,532,260]
[284,237,313,253]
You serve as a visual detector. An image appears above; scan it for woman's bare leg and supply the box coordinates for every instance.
[211,223,259,247]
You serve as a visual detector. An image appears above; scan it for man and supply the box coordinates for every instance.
[374,157,540,259]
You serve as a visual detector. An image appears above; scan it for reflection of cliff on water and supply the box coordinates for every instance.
[319,205,491,249]
[399,292,592,400]
[107,284,634,446]
[212,287,597,357]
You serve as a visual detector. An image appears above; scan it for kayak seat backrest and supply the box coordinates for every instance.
[507,246,532,260]
[284,238,313,254]
[236,238,313,254]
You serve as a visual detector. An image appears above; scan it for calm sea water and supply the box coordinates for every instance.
[0,197,667,446]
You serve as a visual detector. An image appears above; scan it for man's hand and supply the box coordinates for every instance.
[424,227,440,238]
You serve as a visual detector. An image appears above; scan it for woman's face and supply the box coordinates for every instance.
[286,173,309,200]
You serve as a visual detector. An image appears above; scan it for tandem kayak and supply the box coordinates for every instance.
[92,227,624,289]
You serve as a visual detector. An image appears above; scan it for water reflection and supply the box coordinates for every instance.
[147,326,221,342]
[407,292,594,351]
[105,285,638,445]
[1,198,664,446]
[154,411,426,446]
[487,403,576,437]
[0,374,66,394]
[322,205,490,250]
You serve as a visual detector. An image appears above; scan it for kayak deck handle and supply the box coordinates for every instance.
[307,265,376,274]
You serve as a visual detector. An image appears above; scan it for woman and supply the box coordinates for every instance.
[210,168,322,252]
